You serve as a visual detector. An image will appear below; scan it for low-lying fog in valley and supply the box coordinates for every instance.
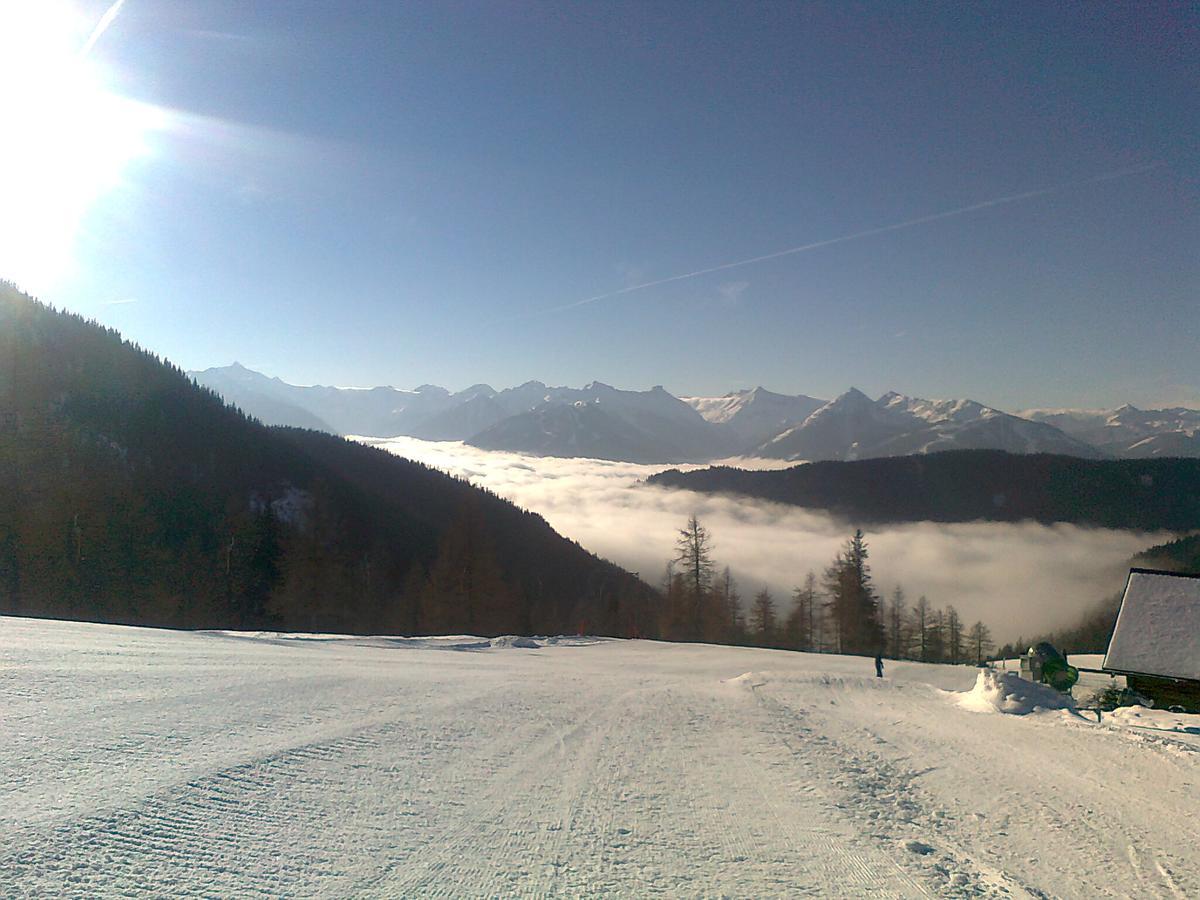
[366,437,1170,642]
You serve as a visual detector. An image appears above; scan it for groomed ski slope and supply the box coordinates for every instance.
[2,617,1198,898]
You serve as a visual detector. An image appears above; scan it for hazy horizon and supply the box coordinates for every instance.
[188,360,1197,414]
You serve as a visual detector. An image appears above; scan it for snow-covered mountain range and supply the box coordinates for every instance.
[1020,405,1200,458]
[754,388,1105,461]
[190,364,1199,464]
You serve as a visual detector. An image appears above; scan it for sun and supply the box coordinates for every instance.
[0,0,161,292]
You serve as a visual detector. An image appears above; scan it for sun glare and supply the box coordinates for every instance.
[0,0,160,292]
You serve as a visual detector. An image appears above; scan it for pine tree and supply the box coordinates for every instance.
[674,515,715,641]
[909,595,931,661]
[927,607,946,662]
[945,605,963,664]
[809,571,825,652]
[967,620,994,664]
[715,566,745,644]
[887,584,907,659]
[660,562,691,640]
[823,530,882,655]
[787,576,814,651]
[750,587,777,646]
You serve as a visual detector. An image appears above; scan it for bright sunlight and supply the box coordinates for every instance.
[0,0,159,292]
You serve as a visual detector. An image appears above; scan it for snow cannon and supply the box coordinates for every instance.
[1019,642,1079,693]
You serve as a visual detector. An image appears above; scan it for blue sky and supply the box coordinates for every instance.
[7,1,1198,409]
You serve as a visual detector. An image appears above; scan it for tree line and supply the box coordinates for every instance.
[659,515,995,663]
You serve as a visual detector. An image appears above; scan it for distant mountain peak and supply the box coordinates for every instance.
[829,387,874,406]
[747,386,791,401]
[413,383,450,396]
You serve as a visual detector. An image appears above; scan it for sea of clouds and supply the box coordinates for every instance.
[365,437,1169,641]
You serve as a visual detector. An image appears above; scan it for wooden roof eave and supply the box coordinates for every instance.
[1101,665,1200,686]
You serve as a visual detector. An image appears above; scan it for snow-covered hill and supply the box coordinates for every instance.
[6,616,1198,898]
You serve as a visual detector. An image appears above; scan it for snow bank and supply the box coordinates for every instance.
[541,635,608,647]
[1107,706,1200,735]
[723,671,767,688]
[200,632,604,652]
[488,635,541,649]
[959,669,1075,715]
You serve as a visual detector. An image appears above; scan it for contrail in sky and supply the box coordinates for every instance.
[543,162,1162,315]
[81,0,128,57]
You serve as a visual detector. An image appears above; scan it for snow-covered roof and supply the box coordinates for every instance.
[1104,569,1200,681]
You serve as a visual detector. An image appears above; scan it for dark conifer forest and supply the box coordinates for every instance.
[648,453,1200,531]
[0,283,653,634]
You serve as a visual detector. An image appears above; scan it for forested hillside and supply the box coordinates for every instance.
[648,452,1200,530]
[0,284,651,634]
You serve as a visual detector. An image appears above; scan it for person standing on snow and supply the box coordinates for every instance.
[874,653,884,678]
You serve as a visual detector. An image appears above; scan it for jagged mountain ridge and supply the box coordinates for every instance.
[755,388,1107,462]
[190,364,1199,463]
[467,382,737,462]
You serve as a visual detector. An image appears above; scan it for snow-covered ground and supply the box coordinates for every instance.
[3,617,1198,898]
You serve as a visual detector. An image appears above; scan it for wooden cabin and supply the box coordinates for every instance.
[1103,568,1200,712]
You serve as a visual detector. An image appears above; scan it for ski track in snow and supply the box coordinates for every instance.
[2,617,1198,898]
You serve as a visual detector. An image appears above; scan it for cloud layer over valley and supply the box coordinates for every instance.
[367,437,1169,642]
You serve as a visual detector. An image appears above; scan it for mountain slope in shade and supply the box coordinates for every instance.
[409,393,510,441]
[569,381,726,449]
[682,387,827,450]
[206,380,335,432]
[470,382,735,463]
[468,402,664,461]
[1124,431,1200,458]
[192,364,458,437]
[492,381,554,416]
[757,388,919,461]
[0,284,651,635]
